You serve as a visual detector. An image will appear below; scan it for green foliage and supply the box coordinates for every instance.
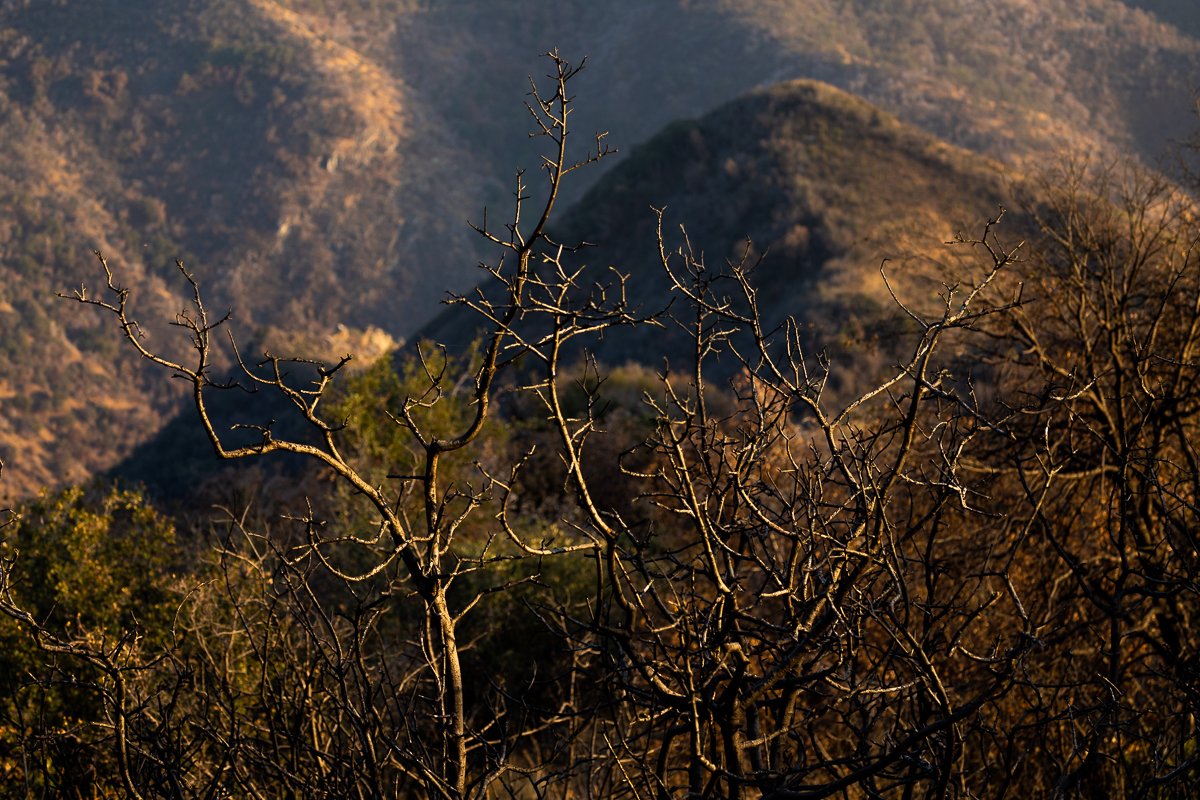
[202,38,298,77]
[0,483,181,795]
[0,483,180,653]
[330,341,495,488]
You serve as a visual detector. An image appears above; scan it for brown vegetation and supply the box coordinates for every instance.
[1,53,1197,798]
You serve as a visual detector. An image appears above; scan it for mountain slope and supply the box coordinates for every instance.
[1,0,1197,496]
[422,78,1022,386]
[122,78,1025,501]
[0,0,465,493]
[391,0,1200,195]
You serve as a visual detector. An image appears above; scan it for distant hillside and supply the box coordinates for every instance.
[0,0,468,493]
[1124,0,1200,38]
[392,0,1200,198]
[423,79,1022,388]
[122,79,1023,502]
[1,0,1197,496]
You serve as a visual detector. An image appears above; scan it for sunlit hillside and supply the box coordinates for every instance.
[0,0,1196,492]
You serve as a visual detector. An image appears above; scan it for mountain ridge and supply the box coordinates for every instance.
[1,0,1197,496]
[420,77,1021,388]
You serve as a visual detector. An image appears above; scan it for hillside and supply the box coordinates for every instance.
[422,78,1022,388]
[0,0,465,493]
[116,78,1025,501]
[388,0,1200,207]
[1,0,1198,496]
[1125,0,1200,38]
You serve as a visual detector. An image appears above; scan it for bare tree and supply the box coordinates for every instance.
[967,162,1200,796]
[469,198,1035,797]
[47,50,618,800]
[0,462,10,532]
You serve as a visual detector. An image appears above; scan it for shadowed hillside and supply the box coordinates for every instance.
[1,0,1197,495]
[423,78,1022,393]
[119,78,1026,499]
